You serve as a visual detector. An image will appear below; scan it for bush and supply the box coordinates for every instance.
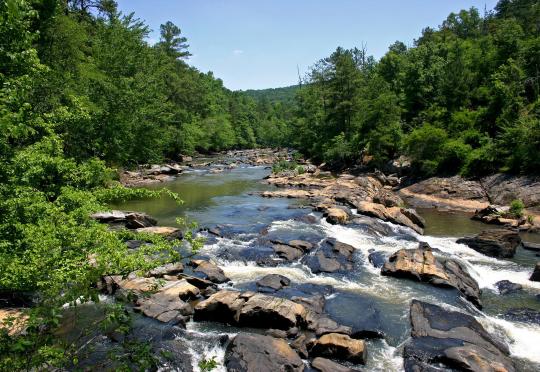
[509,199,525,217]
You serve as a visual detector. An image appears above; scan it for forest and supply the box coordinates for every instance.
[0,0,539,369]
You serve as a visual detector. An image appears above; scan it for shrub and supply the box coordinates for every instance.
[509,199,525,217]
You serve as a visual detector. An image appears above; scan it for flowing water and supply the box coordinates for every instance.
[115,162,540,371]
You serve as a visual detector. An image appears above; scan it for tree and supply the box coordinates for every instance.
[156,21,191,59]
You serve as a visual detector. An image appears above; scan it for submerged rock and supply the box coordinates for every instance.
[225,332,304,372]
[381,243,482,308]
[503,308,540,325]
[307,333,367,364]
[495,280,522,295]
[456,229,521,258]
[404,300,514,372]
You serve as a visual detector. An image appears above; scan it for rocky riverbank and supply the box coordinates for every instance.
[119,148,290,187]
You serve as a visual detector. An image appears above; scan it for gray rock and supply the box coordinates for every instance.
[404,300,514,372]
[312,357,359,372]
[495,280,522,295]
[530,262,540,282]
[256,274,291,292]
[457,229,521,258]
[225,333,304,372]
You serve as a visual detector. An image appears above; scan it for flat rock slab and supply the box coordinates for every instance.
[225,332,304,372]
[404,300,514,372]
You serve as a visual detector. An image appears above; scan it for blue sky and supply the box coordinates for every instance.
[116,0,499,91]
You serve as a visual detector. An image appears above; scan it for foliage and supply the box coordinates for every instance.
[509,199,525,217]
[291,1,540,176]
[199,356,219,372]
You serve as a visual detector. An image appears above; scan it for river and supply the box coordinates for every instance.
[114,161,540,371]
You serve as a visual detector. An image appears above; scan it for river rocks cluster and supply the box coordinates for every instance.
[262,171,426,234]
[120,149,291,187]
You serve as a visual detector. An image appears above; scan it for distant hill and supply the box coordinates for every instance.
[242,85,300,104]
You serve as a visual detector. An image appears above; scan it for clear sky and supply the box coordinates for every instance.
[116,0,499,91]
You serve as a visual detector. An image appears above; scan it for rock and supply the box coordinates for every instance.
[503,308,540,325]
[311,357,359,372]
[225,333,304,372]
[135,226,183,239]
[405,300,515,372]
[373,189,403,207]
[456,229,521,258]
[191,259,229,283]
[399,176,489,212]
[381,243,482,308]
[135,280,198,324]
[194,290,308,330]
[265,329,287,338]
[354,201,423,234]
[308,333,367,364]
[325,207,350,225]
[481,174,540,210]
[178,273,216,289]
[148,262,184,277]
[291,334,309,358]
[179,155,193,163]
[303,239,355,274]
[238,293,308,330]
[256,274,291,292]
[471,205,513,226]
[530,262,540,282]
[495,280,522,295]
[385,155,412,176]
[193,290,246,323]
[522,241,540,251]
[401,208,426,229]
[368,251,386,268]
[273,243,303,261]
[288,240,314,251]
[91,210,157,229]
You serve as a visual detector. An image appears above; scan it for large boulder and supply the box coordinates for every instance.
[495,280,522,295]
[191,259,229,283]
[456,229,521,258]
[381,243,482,308]
[194,290,308,330]
[404,300,514,372]
[307,333,367,364]
[225,333,304,372]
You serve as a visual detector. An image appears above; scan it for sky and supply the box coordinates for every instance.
[116,0,500,91]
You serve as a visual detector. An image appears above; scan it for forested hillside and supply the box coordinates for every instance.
[243,85,299,104]
[290,0,539,176]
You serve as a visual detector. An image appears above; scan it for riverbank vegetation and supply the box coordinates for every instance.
[270,0,539,176]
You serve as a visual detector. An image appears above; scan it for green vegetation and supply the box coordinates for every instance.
[510,199,525,217]
[287,0,540,175]
[199,356,219,371]
[272,160,304,174]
